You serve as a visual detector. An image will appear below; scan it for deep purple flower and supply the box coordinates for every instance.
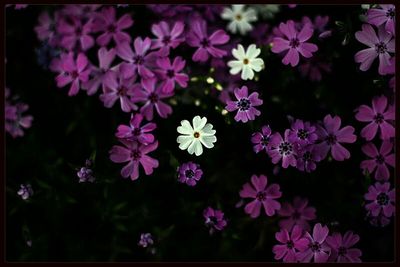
[288,119,318,146]
[295,145,323,173]
[138,233,154,248]
[77,159,95,183]
[326,231,362,263]
[251,125,273,153]
[155,56,189,93]
[364,182,395,218]
[315,114,357,161]
[131,78,173,121]
[109,140,159,181]
[367,4,395,36]
[177,162,203,186]
[367,210,391,227]
[203,207,227,234]
[354,24,394,75]
[298,57,331,82]
[302,15,332,39]
[225,86,262,123]
[360,141,394,181]
[55,52,91,96]
[92,6,133,46]
[269,130,297,168]
[186,19,230,62]
[297,223,331,263]
[57,17,94,51]
[273,225,309,262]
[278,197,317,231]
[239,174,282,218]
[17,184,33,200]
[355,95,395,140]
[115,113,156,145]
[151,21,185,54]
[271,20,318,67]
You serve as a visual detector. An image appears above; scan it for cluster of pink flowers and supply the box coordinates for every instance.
[5,88,33,138]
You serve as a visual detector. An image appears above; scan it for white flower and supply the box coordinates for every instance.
[221,5,257,35]
[177,116,217,156]
[227,44,264,80]
[252,4,280,19]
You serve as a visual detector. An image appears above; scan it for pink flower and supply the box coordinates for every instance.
[155,56,189,93]
[109,140,159,181]
[225,86,263,123]
[269,130,298,168]
[251,125,273,153]
[115,113,156,145]
[55,52,91,96]
[354,24,394,75]
[273,225,309,262]
[57,16,94,51]
[367,4,395,36]
[360,141,394,181]
[203,207,227,234]
[34,11,60,47]
[151,21,185,54]
[297,223,331,263]
[326,231,362,263]
[278,197,316,232]
[271,20,318,67]
[364,182,395,218]
[5,98,33,139]
[239,174,282,218]
[355,95,395,140]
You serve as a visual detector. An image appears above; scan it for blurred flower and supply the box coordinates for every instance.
[298,58,331,82]
[239,174,282,218]
[225,86,262,123]
[138,233,154,248]
[278,197,317,231]
[252,5,280,20]
[228,44,264,80]
[34,11,60,47]
[360,141,394,181]
[273,225,309,262]
[17,184,33,200]
[151,21,185,54]
[251,125,273,153]
[57,16,94,51]
[5,90,33,138]
[297,223,331,263]
[155,56,189,93]
[115,113,156,145]
[326,231,362,263]
[302,16,332,39]
[296,145,323,173]
[203,207,227,234]
[364,182,395,218]
[221,5,257,35]
[77,159,95,183]
[177,116,217,156]
[367,4,395,36]
[177,162,203,186]
[269,130,297,168]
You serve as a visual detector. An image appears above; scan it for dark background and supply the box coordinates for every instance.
[5,4,394,261]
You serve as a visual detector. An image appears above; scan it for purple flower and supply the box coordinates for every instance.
[186,19,230,62]
[225,86,263,123]
[77,159,95,183]
[151,21,185,54]
[138,233,154,248]
[355,95,395,140]
[271,20,318,67]
[251,125,273,153]
[131,78,173,121]
[302,15,332,39]
[326,231,362,263]
[155,56,189,93]
[354,24,394,75]
[315,114,357,161]
[203,207,227,234]
[298,57,331,82]
[34,11,60,47]
[115,113,156,145]
[278,197,317,232]
[297,223,331,263]
[288,119,318,146]
[92,6,133,46]
[366,210,391,227]
[55,52,91,96]
[360,141,394,181]
[295,145,323,173]
[57,17,94,51]
[367,4,395,36]
[273,225,309,262]
[17,184,33,200]
[239,174,282,218]
[177,162,203,186]
[109,140,159,181]
[364,182,395,218]
[5,99,33,138]
[269,130,297,168]
[99,70,139,113]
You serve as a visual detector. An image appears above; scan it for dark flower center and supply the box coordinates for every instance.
[338,246,347,256]
[326,134,337,145]
[292,211,301,220]
[374,113,384,124]
[193,132,200,138]
[386,8,395,19]
[310,242,321,252]
[261,136,270,146]
[131,150,141,160]
[256,191,267,201]
[107,24,117,33]
[278,142,293,156]
[376,154,385,164]
[134,55,144,65]
[200,38,210,48]
[69,71,79,79]
[75,27,82,37]
[237,98,251,111]
[132,128,141,136]
[377,192,389,206]
[185,169,195,179]
[297,129,309,140]
[286,241,294,249]
[162,35,171,45]
[166,69,175,78]
[375,42,388,54]
[243,58,249,65]
[235,14,242,21]
[117,86,127,96]
[289,38,300,48]
[303,151,313,162]
[149,93,158,103]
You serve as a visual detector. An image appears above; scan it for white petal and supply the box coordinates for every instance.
[221,7,234,19]
[200,135,217,148]
[201,123,216,136]
[194,140,203,156]
[250,58,264,71]
[192,116,207,131]
[227,21,238,34]
[238,21,253,35]
[232,4,244,13]
[241,65,254,80]
[177,120,193,135]
[232,44,245,59]
[177,135,194,150]
[246,44,261,59]
[187,139,197,155]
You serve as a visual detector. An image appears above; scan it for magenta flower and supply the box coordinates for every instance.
[99,70,139,113]
[315,114,357,161]
[57,17,94,51]
[109,140,159,181]
[225,86,263,123]
[269,130,297,168]
[278,197,317,231]
[295,145,323,173]
[34,11,59,47]
[239,174,282,218]
[177,162,203,186]
[326,231,362,263]
[155,56,189,93]
[5,102,33,138]
[17,184,33,200]
[92,6,133,46]
[355,95,395,140]
[115,113,156,145]
[203,207,227,234]
[271,20,318,67]
[131,78,173,121]
[297,223,331,263]
[360,141,394,181]
[302,15,332,39]
[186,19,230,62]
[354,24,394,75]
[251,125,273,153]
[138,233,154,248]
[367,4,395,36]
[151,21,185,54]
[288,119,318,146]
[55,52,91,96]
[364,182,395,218]
[273,225,309,262]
